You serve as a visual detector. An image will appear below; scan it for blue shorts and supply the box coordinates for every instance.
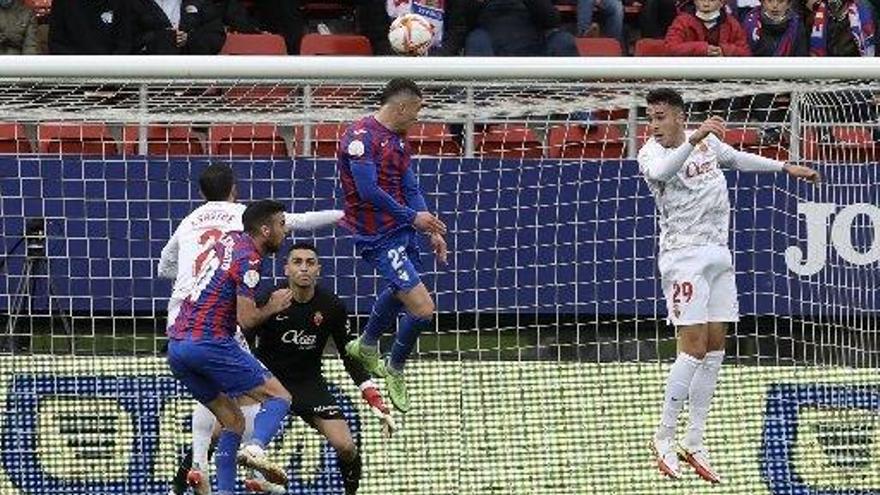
[167,338,270,404]
[359,228,423,292]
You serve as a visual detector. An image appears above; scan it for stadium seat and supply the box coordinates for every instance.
[302,1,352,16]
[575,37,623,56]
[802,126,875,163]
[38,122,117,155]
[220,33,288,55]
[477,124,543,159]
[122,125,204,156]
[0,123,32,153]
[547,124,625,159]
[724,127,789,161]
[310,123,347,157]
[299,34,372,55]
[209,124,287,157]
[409,123,461,156]
[635,38,667,56]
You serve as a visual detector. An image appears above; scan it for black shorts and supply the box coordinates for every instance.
[283,376,344,421]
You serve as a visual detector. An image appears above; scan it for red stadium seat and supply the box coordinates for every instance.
[575,37,623,56]
[302,1,352,16]
[724,127,789,161]
[0,123,32,153]
[122,125,204,156]
[802,126,875,162]
[635,38,667,56]
[548,124,625,159]
[220,33,288,55]
[311,123,348,157]
[38,122,117,155]
[477,124,543,159]
[409,123,461,156]
[299,34,372,55]
[209,124,287,157]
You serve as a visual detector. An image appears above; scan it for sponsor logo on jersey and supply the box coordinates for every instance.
[281,329,318,347]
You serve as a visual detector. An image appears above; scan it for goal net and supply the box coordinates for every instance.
[0,57,877,495]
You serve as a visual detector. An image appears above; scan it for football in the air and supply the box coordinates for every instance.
[388,13,435,56]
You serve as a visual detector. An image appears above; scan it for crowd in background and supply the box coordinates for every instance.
[0,0,875,56]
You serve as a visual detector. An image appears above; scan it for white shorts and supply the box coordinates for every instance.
[658,245,739,326]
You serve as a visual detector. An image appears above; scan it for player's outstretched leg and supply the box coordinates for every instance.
[346,286,403,378]
[238,377,291,486]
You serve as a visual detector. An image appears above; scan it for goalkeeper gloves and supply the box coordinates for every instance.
[360,380,396,438]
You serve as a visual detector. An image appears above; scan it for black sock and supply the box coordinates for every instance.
[339,452,362,495]
[170,447,193,495]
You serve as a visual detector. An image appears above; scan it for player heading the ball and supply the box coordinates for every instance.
[638,88,819,484]
[336,78,448,414]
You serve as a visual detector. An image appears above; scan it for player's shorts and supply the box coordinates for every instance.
[167,337,271,404]
[658,244,739,327]
[358,228,423,292]
[282,376,344,422]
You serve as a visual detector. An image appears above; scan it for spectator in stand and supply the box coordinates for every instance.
[665,0,752,55]
[576,0,625,48]
[0,0,37,54]
[131,0,226,54]
[49,0,132,54]
[442,0,578,56]
[213,0,261,33]
[640,0,682,38]
[806,0,875,56]
[743,0,808,55]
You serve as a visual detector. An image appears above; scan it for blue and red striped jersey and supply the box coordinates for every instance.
[337,115,425,242]
[167,231,262,342]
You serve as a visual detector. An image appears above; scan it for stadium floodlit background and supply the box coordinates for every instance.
[0,66,878,495]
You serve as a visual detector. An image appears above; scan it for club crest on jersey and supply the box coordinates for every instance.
[313,311,323,326]
[672,304,681,319]
[348,140,365,157]
[243,269,260,288]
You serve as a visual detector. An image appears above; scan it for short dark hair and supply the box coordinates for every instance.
[242,200,286,235]
[287,242,319,260]
[199,163,235,201]
[646,88,685,111]
[380,78,422,105]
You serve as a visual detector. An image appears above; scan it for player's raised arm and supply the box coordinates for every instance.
[713,135,821,182]
[284,209,344,233]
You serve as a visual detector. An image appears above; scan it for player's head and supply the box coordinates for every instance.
[199,163,237,202]
[646,88,686,148]
[242,200,286,253]
[378,78,423,133]
[284,242,320,289]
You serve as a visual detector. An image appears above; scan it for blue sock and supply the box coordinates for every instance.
[361,286,404,347]
[389,314,432,372]
[250,397,290,448]
[215,429,241,494]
